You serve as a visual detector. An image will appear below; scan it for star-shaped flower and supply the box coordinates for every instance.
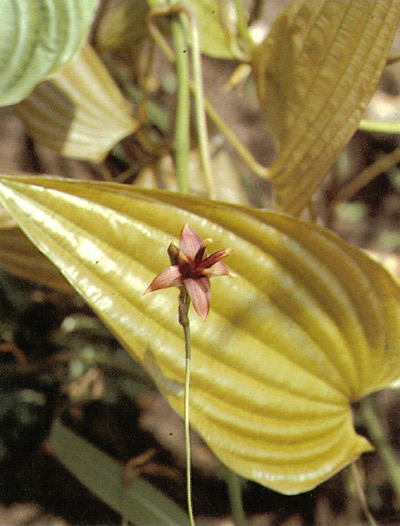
[145,223,234,319]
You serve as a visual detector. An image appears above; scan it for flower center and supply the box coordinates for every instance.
[179,258,208,280]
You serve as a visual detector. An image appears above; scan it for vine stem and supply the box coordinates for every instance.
[334,145,400,203]
[149,3,215,198]
[171,15,190,193]
[350,462,377,526]
[223,466,247,526]
[360,396,400,500]
[203,96,270,179]
[147,5,270,182]
[359,118,400,134]
[185,6,216,199]
[233,0,256,52]
[178,287,196,526]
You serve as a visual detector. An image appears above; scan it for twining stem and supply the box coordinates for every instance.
[186,6,216,199]
[178,287,196,526]
[350,462,378,526]
[359,119,400,134]
[359,396,400,501]
[203,96,270,179]
[223,467,247,526]
[147,5,270,182]
[234,0,256,52]
[387,55,400,66]
[171,16,191,193]
[148,4,214,196]
[149,4,215,197]
[334,145,400,203]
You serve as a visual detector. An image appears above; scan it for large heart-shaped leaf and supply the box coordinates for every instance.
[1,175,400,494]
[253,0,400,216]
[0,0,99,106]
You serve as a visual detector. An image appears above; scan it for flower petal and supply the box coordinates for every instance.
[203,248,233,269]
[179,223,203,259]
[184,276,210,320]
[205,261,233,277]
[144,266,182,294]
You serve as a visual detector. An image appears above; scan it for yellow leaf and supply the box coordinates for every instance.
[253,0,400,216]
[16,44,137,162]
[0,204,16,229]
[1,175,400,494]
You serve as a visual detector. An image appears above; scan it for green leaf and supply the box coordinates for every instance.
[50,418,189,525]
[252,0,400,216]
[1,175,400,494]
[184,0,237,59]
[16,44,137,162]
[147,0,237,59]
[0,0,99,106]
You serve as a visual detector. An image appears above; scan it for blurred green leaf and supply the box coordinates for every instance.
[16,44,137,162]
[147,0,237,58]
[253,0,400,215]
[50,418,189,525]
[1,176,400,494]
[0,0,99,106]
[184,0,237,58]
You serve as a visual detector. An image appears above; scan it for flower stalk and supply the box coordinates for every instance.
[145,224,234,526]
[178,285,195,526]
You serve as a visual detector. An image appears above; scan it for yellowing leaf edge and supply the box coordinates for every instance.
[253,0,400,215]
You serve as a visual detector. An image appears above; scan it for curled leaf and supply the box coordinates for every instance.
[253,0,400,215]
[16,44,137,162]
[1,175,400,494]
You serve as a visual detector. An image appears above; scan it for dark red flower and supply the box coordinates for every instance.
[145,223,234,320]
